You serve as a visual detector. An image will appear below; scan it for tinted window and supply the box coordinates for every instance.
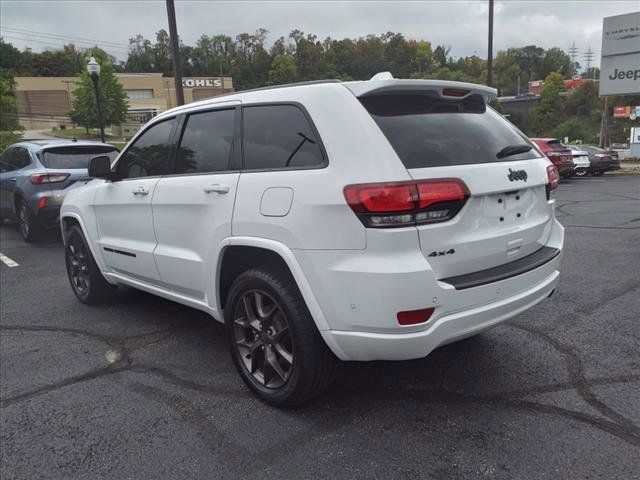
[0,148,14,172]
[242,105,324,170]
[175,109,235,174]
[42,146,118,169]
[116,118,176,178]
[11,147,32,169]
[360,94,539,168]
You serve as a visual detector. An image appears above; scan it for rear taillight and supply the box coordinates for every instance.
[30,173,70,185]
[546,165,559,200]
[344,179,469,228]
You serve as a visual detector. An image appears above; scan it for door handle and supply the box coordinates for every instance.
[204,184,230,194]
[9,178,16,183]
[132,185,149,196]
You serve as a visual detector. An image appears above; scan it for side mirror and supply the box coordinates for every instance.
[88,155,114,179]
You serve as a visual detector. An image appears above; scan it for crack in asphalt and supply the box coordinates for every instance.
[505,323,640,444]
[1,321,639,449]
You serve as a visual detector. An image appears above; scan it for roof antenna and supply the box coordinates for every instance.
[370,72,393,81]
[72,137,77,142]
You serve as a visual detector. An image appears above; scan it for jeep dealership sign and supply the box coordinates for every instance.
[599,12,640,96]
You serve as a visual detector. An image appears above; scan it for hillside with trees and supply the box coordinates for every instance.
[1,28,638,145]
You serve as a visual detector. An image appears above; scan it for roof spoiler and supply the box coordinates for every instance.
[345,72,497,104]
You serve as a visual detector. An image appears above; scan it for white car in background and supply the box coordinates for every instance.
[60,75,565,406]
[564,145,591,177]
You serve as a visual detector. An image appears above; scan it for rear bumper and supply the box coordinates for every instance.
[297,218,564,362]
[35,206,61,227]
[322,265,559,361]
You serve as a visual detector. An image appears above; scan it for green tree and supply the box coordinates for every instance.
[0,77,21,132]
[541,47,572,79]
[494,50,522,95]
[70,62,128,132]
[530,72,565,136]
[414,40,433,74]
[268,54,298,85]
[564,81,600,117]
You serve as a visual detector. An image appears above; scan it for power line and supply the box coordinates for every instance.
[1,26,130,48]
[568,41,579,65]
[0,34,129,58]
[1,33,129,54]
[583,46,595,75]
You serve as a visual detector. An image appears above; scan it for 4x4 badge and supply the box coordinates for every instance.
[508,168,528,182]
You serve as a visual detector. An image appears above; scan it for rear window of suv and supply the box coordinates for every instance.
[360,93,539,168]
[41,146,118,169]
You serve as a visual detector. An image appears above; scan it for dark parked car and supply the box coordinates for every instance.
[529,138,575,178]
[580,145,621,176]
[0,140,118,242]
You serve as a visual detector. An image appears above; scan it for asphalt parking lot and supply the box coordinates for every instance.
[1,175,639,479]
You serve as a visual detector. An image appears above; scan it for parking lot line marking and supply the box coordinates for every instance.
[0,253,19,267]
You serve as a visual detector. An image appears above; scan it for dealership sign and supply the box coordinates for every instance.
[182,78,223,88]
[599,11,640,96]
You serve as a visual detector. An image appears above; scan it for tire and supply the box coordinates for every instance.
[225,266,336,407]
[17,199,41,243]
[574,168,588,177]
[65,225,116,305]
[593,170,605,176]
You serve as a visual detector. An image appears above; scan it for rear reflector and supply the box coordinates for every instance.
[38,197,47,209]
[30,173,70,185]
[344,179,469,228]
[397,307,435,325]
[546,165,559,190]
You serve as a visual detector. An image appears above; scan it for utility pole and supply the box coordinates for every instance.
[599,97,609,148]
[487,0,494,87]
[583,47,595,79]
[166,0,184,106]
[568,41,579,75]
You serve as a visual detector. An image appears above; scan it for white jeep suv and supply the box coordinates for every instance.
[61,75,564,406]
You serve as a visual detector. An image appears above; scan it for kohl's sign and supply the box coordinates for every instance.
[182,78,223,88]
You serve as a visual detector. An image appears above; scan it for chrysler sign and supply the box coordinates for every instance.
[600,12,640,96]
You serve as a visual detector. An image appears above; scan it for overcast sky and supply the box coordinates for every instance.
[1,1,637,67]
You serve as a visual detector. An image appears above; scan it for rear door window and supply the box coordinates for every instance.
[175,108,235,174]
[360,94,539,168]
[10,147,32,170]
[242,105,325,170]
[41,146,118,169]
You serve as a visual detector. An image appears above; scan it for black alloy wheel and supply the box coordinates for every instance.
[232,289,294,389]
[64,225,116,304]
[66,231,91,297]
[225,267,336,407]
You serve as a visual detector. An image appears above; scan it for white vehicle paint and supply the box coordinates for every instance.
[565,145,591,176]
[61,75,564,405]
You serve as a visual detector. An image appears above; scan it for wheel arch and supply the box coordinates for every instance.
[215,238,331,333]
[60,212,111,281]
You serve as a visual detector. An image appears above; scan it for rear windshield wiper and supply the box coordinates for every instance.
[496,144,532,159]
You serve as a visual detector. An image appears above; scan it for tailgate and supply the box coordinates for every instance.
[356,85,555,280]
[409,160,553,279]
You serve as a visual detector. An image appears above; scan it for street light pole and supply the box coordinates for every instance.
[487,0,494,87]
[87,57,105,143]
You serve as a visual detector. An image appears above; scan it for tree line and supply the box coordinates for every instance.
[2,29,637,147]
[2,29,589,92]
